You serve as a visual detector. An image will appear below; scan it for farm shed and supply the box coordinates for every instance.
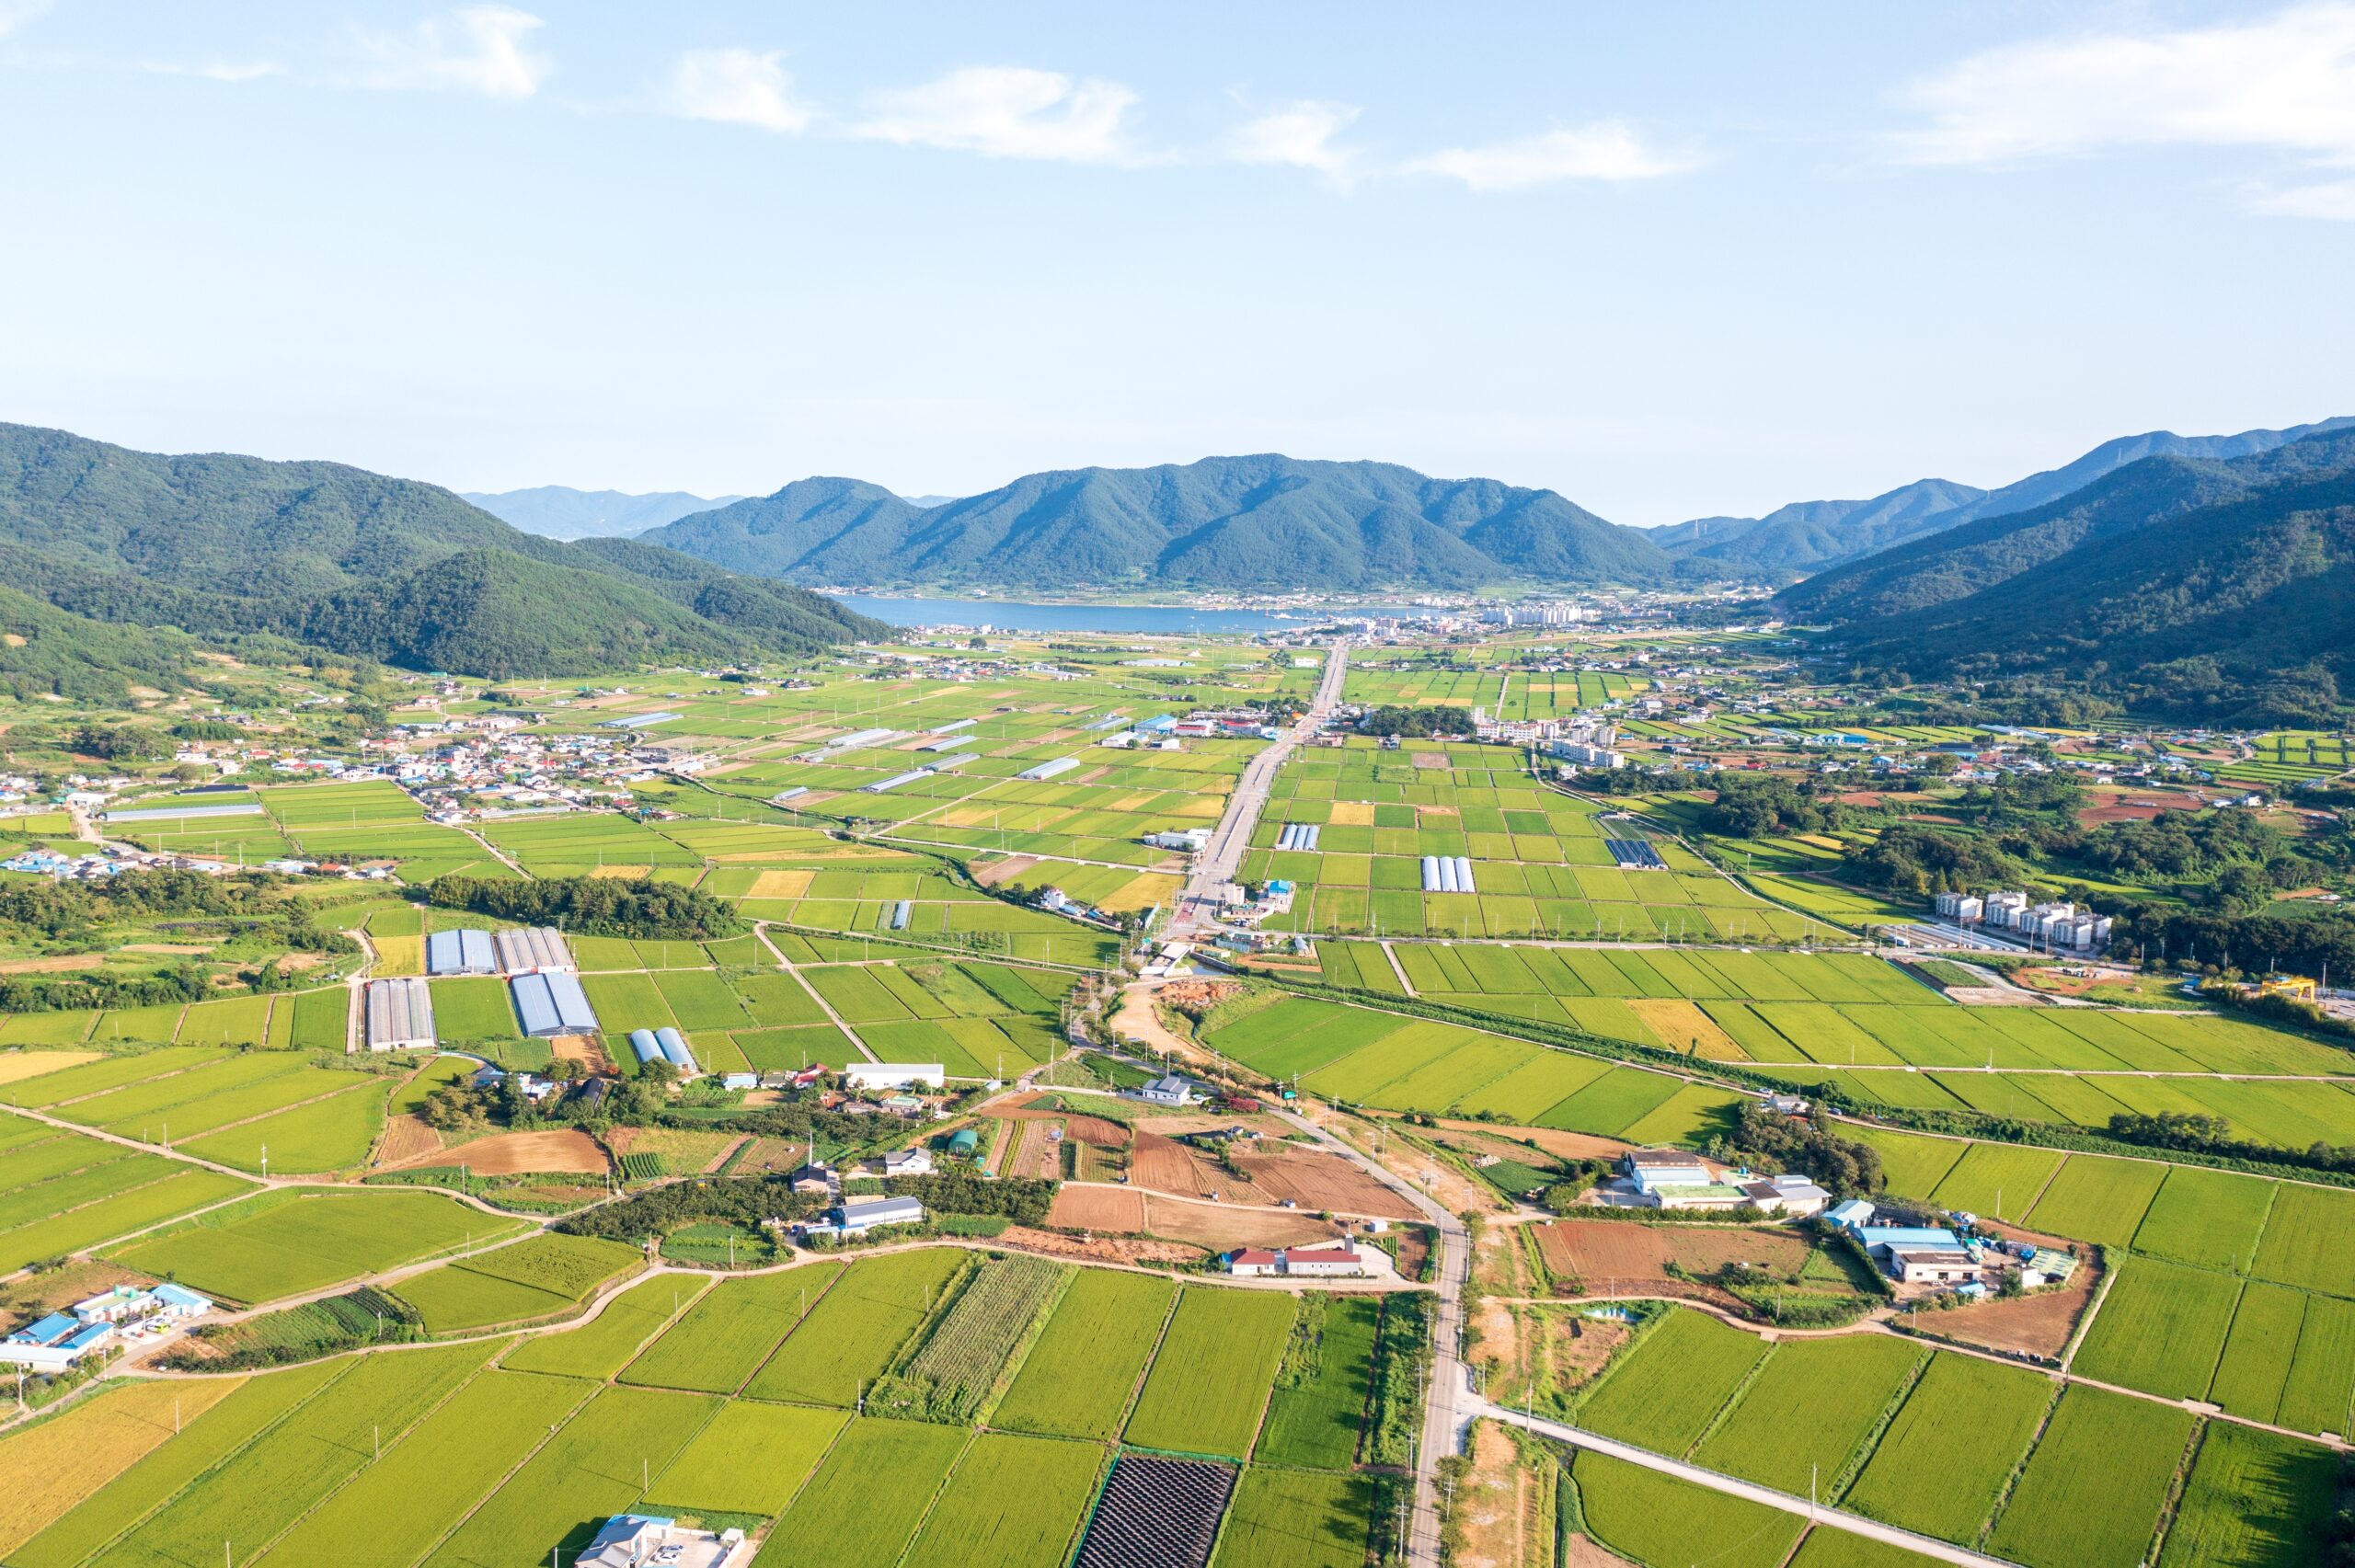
[426,927,497,976]
[492,925,575,974]
[365,976,436,1050]
[627,1029,664,1065]
[654,1026,698,1074]
[512,970,599,1036]
[1017,757,1082,782]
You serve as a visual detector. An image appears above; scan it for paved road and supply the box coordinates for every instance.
[1263,1101,1468,1567]
[1479,1401,2023,1567]
[1172,638,1348,937]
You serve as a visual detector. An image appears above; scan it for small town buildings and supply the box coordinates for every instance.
[1622,1150,1713,1195]
[788,1162,835,1195]
[1224,1241,1370,1277]
[1736,1173,1832,1217]
[580,1516,747,1568]
[1887,1248,1982,1287]
[796,1194,927,1242]
[1,1312,115,1370]
[876,1148,934,1177]
[1132,1072,1200,1108]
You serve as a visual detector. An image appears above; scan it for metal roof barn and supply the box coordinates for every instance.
[512,970,599,1036]
[364,977,435,1050]
[493,926,574,974]
[1017,757,1081,782]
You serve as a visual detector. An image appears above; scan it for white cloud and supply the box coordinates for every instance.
[852,66,1139,164]
[1407,122,1699,191]
[666,47,807,133]
[0,0,52,40]
[1225,99,1362,185]
[2252,178,2355,218]
[350,5,550,99]
[1892,3,2355,171]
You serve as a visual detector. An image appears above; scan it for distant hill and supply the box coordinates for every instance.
[1785,428,2355,725]
[0,425,887,680]
[461,486,741,540]
[1651,418,2355,580]
[641,455,1673,592]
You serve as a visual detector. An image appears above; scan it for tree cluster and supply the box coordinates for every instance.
[1713,1101,1885,1195]
[425,874,743,939]
[1355,704,1476,738]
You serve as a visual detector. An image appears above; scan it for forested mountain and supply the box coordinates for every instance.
[1788,428,2355,725]
[0,425,887,679]
[1648,478,1987,577]
[641,455,1674,591]
[461,486,741,539]
[1650,418,2355,580]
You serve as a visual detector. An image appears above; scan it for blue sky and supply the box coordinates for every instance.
[2,2,2350,524]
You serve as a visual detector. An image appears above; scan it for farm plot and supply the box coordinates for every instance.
[1125,1286,1296,1459]
[0,1378,247,1558]
[9,1361,345,1568]
[1693,1336,1927,1497]
[2248,1181,2355,1297]
[1984,1385,2193,1568]
[421,1385,722,1568]
[2130,1165,2278,1273]
[0,1162,256,1276]
[1573,1308,1770,1454]
[868,1254,1068,1425]
[1842,1352,2055,1545]
[2020,1155,2166,1250]
[904,1431,1105,1568]
[109,1188,523,1303]
[254,1369,592,1568]
[994,1267,1176,1440]
[746,1247,969,1407]
[2157,1421,2342,1568]
[1212,1469,1378,1568]
[622,1263,844,1394]
[1925,1141,2063,1223]
[179,1083,387,1174]
[85,1342,493,1568]
[2071,1255,2243,1402]
[1573,1452,1804,1568]
[1257,1295,1383,1471]
[392,1232,642,1332]
[759,1418,971,1568]
[646,1402,849,1516]
[503,1274,710,1379]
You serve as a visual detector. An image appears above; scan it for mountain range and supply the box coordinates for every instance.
[1783,426,2355,724]
[640,456,1669,592]
[461,486,742,540]
[630,420,2355,596]
[0,425,887,684]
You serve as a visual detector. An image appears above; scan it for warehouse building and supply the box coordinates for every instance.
[512,970,599,1036]
[364,977,436,1051]
[492,926,575,975]
[1017,757,1081,782]
[426,928,497,976]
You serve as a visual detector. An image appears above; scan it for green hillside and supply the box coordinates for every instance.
[0,424,888,677]
[642,454,1674,592]
[1793,428,2355,724]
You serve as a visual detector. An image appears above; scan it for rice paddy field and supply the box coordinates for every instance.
[1849,1122,2355,1432]
[105,1187,530,1303]
[16,1251,1404,1568]
[1236,744,1845,942]
[1567,1307,2326,1568]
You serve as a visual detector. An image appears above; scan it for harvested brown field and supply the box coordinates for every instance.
[745,869,815,899]
[1533,1219,1809,1284]
[1442,1120,1632,1164]
[0,1050,99,1086]
[1232,1150,1421,1219]
[0,955,107,975]
[998,1224,1201,1267]
[1624,1000,1744,1061]
[373,1113,442,1166]
[1140,1196,1344,1252]
[1454,1420,1551,1568]
[1048,1185,1148,1230]
[1130,1132,1244,1202]
[549,1033,609,1071]
[729,1137,805,1175]
[996,1106,1128,1149]
[1001,1118,1063,1180]
[411,1127,609,1175]
[965,847,1040,885]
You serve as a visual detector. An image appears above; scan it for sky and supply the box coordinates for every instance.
[1,2,2351,525]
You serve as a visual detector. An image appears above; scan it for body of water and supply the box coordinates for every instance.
[837,596,1356,635]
